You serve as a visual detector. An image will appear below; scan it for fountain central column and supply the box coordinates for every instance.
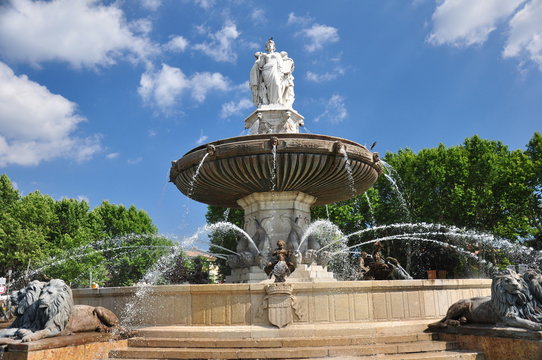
[237,191,316,253]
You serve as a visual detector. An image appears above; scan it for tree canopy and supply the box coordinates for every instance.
[0,174,175,288]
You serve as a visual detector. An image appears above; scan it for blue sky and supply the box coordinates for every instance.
[0,0,541,239]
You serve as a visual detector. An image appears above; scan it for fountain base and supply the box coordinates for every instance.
[225,266,269,283]
[238,191,316,253]
[225,264,337,283]
[289,264,336,282]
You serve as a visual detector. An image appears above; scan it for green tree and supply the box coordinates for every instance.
[0,174,174,287]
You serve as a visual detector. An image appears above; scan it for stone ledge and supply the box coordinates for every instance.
[5,333,122,351]
[430,324,542,360]
[0,333,127,360]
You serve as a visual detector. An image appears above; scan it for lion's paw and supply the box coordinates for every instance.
[447,320,461,327]
[15,329,32,339]
[21,334,38,343]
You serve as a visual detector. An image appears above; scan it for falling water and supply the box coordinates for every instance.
[222,208,231,221]
[325,204,330,220]
[120,245,184,327]
[380,160,410,220]
[183,221,259,255]
[308,221,542,279]
[343,152,357,196]
[270,143,277,191]
[384,174,411,220]
[364,193,376,225]
[297,219,344,252]
[188,153,209,198]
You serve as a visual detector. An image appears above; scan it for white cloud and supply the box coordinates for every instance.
[138,64,230,113]
[0,0,159,68]
[0,62,101,167]
[106,152,120,159]
[194,0,215,9]
[220,98,253,119]
[141,0,161,11]
[164,36,189,52]
[314,94,348,124]
[427,0,542,72]
[127,157,143,165]
[77,195,90,203]
[190,72,230,102]
[305,67,345,82]
[287,12,313,26]
[427,0,524,47]
[195,134,208,145]
[251,9,265,21]
[504,0,542,70]
[194,22,240,62]
[129,18,153,36]
[301,24,339,52]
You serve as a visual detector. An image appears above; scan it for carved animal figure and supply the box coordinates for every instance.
[15,279,74,342]
[429,270,542,331]
[3,279,122,343]
[524,269,542,306]
[0,280,46,338]
[252,218,271,255]
[64,304,120,334]
[281,215,304,252]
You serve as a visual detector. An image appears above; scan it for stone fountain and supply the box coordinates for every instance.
[64,39,494,359]
[169,38,383,282]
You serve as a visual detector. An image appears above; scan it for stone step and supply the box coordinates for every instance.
[109,340,459,359]
[304,350,485,359]
[114,353,484,360]
[128,333,438,348]
[135,320,434,339]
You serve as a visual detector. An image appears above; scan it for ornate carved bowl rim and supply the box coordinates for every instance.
[170,133,383,208]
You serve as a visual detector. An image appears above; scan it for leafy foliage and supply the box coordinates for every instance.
[0,175,175,288]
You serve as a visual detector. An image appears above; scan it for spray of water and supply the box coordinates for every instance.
[270,143,277,191]
[187,153,209,198]
[343,152,357,196]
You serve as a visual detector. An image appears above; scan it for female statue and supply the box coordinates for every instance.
[249,38,295,107]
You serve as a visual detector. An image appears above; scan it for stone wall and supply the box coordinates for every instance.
[73,279,491,327]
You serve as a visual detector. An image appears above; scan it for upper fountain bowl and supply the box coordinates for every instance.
[170,133,383,208]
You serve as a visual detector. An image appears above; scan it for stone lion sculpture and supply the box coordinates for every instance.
[0,280,47,339]
[429,269,542,331]
[1,279,122,343]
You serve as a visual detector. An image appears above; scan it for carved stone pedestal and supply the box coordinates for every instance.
[224,266,269,284]
[288,264,337,282]
[237,191,316,253]
[244,106,304,134]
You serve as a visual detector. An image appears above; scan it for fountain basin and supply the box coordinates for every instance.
[73,280,491,327]
[170,133,383,208]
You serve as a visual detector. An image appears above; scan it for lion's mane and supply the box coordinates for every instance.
[491,271,527,319]
[4,280,46,331]
[35,279,73,335]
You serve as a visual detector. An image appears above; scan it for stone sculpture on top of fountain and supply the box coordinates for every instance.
[247,37,303,135]
[169,38,383,282]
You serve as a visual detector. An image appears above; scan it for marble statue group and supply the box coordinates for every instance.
[250,38,295,107]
